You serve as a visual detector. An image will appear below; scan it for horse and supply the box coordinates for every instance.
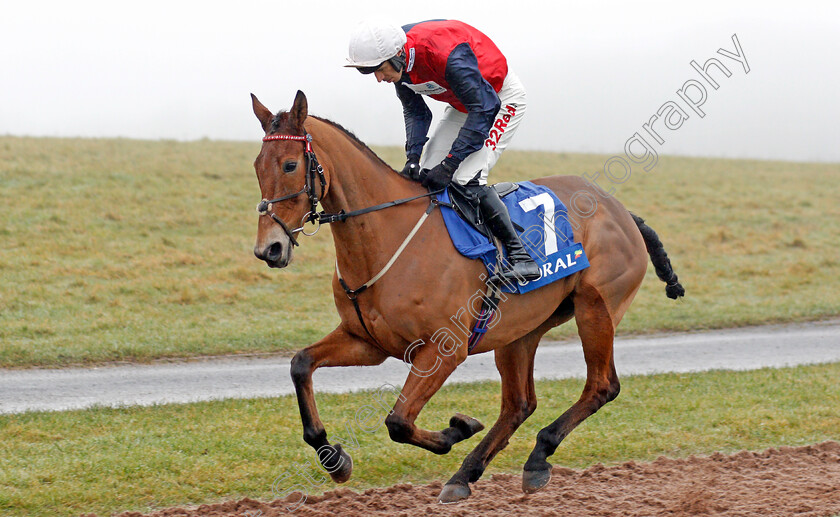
[251,90,684,503]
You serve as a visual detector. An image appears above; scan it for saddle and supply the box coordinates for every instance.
[445,182,522,238]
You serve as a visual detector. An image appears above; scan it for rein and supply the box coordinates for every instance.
[258,131,442,340]
[258,132,438,242]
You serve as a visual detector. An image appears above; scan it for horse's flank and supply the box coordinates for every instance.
[269,112,635,353]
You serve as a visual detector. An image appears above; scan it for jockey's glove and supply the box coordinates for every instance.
[401,154,422,181]
[421,157,459,191]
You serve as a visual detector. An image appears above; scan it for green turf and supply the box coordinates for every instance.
[1,363,838,516]
[1,136,838,367]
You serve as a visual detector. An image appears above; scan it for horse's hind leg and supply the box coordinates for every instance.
[384,342,485,455]
[522,285,621,493]
[438,331,540,503]
[291,325,388,483]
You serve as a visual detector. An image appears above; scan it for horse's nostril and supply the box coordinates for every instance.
[266,242,284,261]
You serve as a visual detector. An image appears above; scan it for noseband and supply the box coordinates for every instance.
[256,133,326,246]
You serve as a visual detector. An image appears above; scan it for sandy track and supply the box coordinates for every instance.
[102,441,840,517]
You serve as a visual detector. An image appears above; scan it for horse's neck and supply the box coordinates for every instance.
[312,122,431,283]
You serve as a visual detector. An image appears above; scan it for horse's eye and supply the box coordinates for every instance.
[283,161,298,173]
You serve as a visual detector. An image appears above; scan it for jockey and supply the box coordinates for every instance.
[345,19,540,283]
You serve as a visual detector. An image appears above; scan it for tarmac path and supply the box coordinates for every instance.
[1,319,838,415]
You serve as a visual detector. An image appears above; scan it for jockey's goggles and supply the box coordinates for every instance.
[356,62,384,75]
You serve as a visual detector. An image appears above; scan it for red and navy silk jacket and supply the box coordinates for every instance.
[396,20,508,163]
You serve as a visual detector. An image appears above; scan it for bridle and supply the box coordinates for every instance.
[256,133,326,247]
[257,130,440,242]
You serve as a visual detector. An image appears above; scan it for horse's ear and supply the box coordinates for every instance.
[251,93,273,132]
[289,90,308,132]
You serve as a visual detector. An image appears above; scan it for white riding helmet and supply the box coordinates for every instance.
[345,21,407,74]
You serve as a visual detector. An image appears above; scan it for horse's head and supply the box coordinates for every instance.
[251,91,315,268]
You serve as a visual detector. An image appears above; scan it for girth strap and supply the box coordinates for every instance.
[467,237,506,353]
[467,284,501,353]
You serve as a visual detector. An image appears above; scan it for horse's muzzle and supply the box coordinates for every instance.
[254,237,293,268]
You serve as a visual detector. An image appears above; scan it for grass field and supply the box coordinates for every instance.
[1,136,839,368]
[1,362,838,517]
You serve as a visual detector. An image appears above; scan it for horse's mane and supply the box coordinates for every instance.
[270,111,395,171]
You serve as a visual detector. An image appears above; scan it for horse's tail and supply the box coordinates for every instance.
[630,213,685,300]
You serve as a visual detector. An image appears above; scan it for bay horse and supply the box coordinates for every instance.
[251,91,684,503]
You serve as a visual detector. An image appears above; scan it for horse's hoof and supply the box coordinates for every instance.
[438,481,471,504]
[449,413,485,439]
[522,468,552,494]
[323,444,353,483]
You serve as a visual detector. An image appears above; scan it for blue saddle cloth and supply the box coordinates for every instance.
[437,181,589,294]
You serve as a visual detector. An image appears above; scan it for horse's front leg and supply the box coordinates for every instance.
[384,341,485,455]
[291,326,388,483]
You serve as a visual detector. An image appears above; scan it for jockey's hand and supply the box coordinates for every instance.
[421,159,458,191]
[400,154,422,181]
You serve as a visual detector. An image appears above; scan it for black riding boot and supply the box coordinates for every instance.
[475,185,541,282]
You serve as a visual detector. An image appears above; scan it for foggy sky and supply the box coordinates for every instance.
[2,0,839,163]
